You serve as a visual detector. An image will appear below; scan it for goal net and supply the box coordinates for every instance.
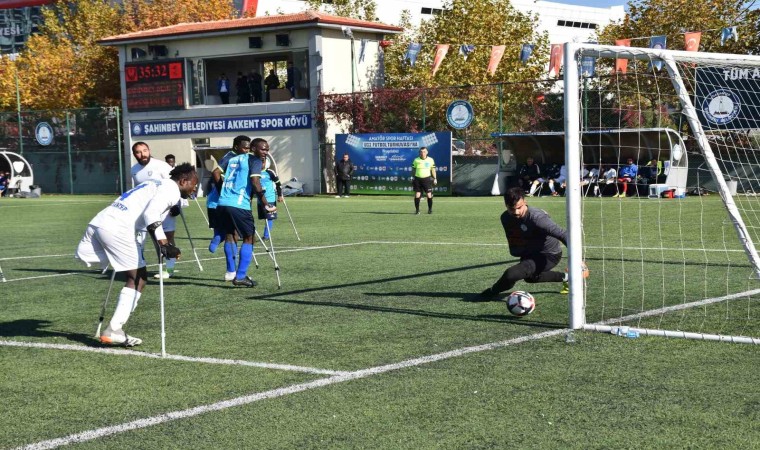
[563,43,760,344]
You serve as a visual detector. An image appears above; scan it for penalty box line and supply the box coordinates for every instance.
[17,328,568,450]
[0,340,345,376]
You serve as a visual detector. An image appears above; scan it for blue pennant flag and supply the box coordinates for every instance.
[649,35,666,71]
[519,44,534,64]
[406,43,422,66]
[721,26,738,46]
[459,44,475,60]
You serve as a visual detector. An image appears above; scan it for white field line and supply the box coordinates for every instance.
[17,328,567,450]
[1,241,747,283]
[0,200,110,208]
[16,285,760,450]
[0,340,345,376]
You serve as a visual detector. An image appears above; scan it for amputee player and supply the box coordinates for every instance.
[475,187,572,301]
[214,136,276,287]
[130,142,182,279]
[411,146,437,215]
[206,148,237,254]
[75,163,198,346]
[257,162,283,241]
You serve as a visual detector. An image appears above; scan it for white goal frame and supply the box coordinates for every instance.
[563,42,760,344]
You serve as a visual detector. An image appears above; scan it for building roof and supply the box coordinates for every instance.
[99,10,403,45]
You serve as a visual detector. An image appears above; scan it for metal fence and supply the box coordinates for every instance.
[0,107,123,194]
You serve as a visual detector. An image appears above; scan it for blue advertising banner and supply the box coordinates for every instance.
[696,67,760,130]
[335,132,452,195]
[130,113,311,137]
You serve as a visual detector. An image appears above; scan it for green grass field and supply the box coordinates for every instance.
[2,194,759,449]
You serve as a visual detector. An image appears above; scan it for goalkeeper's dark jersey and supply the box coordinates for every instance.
[500,206,567,257]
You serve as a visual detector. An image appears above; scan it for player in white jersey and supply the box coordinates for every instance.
[76,163,198,346]
[130,141,182,279]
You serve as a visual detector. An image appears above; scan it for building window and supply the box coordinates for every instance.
[198,50,309,106]
[421,7,442,15]
[557,19,598,29]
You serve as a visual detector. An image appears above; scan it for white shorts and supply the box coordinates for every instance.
[75,225,145,272]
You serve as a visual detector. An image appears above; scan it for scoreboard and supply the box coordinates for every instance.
[125,60,185,112]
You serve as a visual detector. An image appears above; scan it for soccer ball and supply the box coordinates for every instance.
[506,291,535,317]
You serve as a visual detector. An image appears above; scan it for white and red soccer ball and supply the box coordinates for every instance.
[506,291,535,316]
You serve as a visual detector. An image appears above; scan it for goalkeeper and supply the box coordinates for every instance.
[476,186,570,300]
[75,163,198,346]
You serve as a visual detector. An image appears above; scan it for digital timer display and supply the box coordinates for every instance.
[125,60,185,112]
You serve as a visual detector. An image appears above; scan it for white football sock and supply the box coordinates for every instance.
[529,183,538,195]
[109,287,141,331]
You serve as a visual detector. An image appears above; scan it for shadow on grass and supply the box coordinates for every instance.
[0,319,94,345]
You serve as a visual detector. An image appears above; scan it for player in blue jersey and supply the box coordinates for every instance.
[213,136,275,287]
[257,164,283,241]
[206,149,236,254]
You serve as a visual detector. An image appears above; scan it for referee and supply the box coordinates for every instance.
[411,146,437,215]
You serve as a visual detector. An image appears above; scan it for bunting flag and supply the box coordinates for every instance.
[359,39,368,63]
[459,44,475,60]
[581,55,596,77]
[406,43,422,66]
[487,45,506,76]
[379,40,392,51]
[649,35,666,71]
[548,44,563,77]
[721,26,738,46]
[519,44,534,64]
[615,38,631,74]
[684,32,701,52]
[431,44,449,76]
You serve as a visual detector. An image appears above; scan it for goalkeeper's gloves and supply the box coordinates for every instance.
[169,205,181,217]
[159,242,181,259]
[264,204,277,213]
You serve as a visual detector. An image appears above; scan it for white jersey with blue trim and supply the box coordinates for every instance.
[90,179,180,241]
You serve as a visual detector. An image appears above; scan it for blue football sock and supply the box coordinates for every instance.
[208,230,223,253]
[236,243,253,279]
[224,241,237,273]
[263,220,274,239]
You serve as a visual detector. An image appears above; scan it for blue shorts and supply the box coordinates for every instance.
[217,205,255,238]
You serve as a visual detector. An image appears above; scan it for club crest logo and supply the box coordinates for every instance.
[35,122,54,146]
[520,224,528,231]
[702,89,741,125]
[132,124,142,136]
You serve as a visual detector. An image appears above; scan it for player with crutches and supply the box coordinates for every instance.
[76,163,197,347]
[256,163,283,287]
[265,153,300,241]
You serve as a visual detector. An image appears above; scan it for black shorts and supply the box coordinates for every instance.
[217,205,255,238]
[256,201,278,220]
[413,176,433,193]
[207,207,220,230]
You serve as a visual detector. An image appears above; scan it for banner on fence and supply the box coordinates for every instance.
[335,132,452,195]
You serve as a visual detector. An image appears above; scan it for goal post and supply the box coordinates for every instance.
[563,42,760,343]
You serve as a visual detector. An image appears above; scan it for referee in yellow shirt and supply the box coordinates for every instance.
[411,147,437,214]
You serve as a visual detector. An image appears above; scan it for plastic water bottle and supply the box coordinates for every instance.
[612,326,640,338]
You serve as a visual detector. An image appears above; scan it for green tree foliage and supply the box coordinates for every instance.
[591,0,760,129]
[324,0,551,140]
[0,0,235,110]
[302,0,377,21]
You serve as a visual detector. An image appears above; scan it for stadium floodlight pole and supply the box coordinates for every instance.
[264,219,282,288]
[267,154,301,241]
[94,270,117,338]
[179,209,203,272]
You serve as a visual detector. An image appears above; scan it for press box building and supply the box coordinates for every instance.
[99,11,403,194]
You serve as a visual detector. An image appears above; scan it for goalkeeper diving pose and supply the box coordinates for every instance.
[475,186,572,301]
[75,163,198,346]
